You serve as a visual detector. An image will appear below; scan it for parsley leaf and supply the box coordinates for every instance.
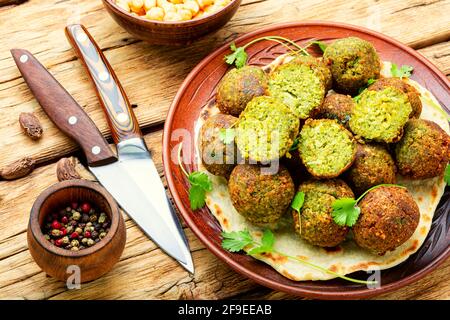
[219,128,236,144]
[221,230,253,252]
[189,185,206,210]
[187,171,212,210]
[444,164,450,186]
[225,42,248,69]
[188,171,212,191]
[291,192,305,212]
[356,78,376,96]
[248,229,275,255]
[391,63,414,78]
[331,198,360,227]
[289,137,300,151]
[310,40,328,53]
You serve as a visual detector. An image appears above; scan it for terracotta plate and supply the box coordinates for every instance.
[163,22,450,299]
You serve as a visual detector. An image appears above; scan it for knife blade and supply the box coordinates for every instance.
[11,46,194,273]
[64,24,194,273]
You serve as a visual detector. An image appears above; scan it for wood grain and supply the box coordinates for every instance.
[0,0,449,300]
[1,0,450,169]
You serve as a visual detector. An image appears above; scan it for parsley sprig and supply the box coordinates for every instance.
[391,63,414,78]
[444,164,450,186]
[332,184,406,227]
[353,78,376,103]
[178,143,212,210]
[291,191,305,213]
[225,36,311,69]
[309,40,328,53]
[222,229,377,285]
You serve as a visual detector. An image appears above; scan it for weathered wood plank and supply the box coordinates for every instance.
[418,41,450,76]
[1,0,449,170]
[1,0,449,300]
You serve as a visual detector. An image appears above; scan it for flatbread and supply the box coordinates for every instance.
[194,56,449,281]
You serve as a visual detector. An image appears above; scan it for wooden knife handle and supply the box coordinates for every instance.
[11,49,117,167]
[65,24,142,145]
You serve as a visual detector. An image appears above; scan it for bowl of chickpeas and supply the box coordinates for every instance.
[102,0,242,45]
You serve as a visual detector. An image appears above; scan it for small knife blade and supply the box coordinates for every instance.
[65,24,194,273]
[89,138,194,270]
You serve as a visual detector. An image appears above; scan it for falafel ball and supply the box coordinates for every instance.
[229,164,295,225]
[395,119,450,179]
[323,37,381,95]
[268,62,326,119]
[368,77,422,118]
[216,66,268,116]
[347,144,397,195]
[313,93,355,128]
[349,87,412,143]
[293,179,354,247]
[236,96,299,163]
[299,119,356,178]
[199,114,239,178]
[353,186,420,255]
[291,55,333,91]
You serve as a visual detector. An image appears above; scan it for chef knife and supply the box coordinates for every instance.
[11,47,194,273]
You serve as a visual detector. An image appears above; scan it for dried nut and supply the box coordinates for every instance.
[56,157,81,182]
[71,240,80,247]
[19,112,43,140]
[51,229,61,237]
[98,213,107,224]
[0,157,36,180]
[61,236,70,244]
[72,212,81,221]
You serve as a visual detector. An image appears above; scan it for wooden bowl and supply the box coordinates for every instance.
[163,21,450,299]
[102,0,242,46]
[27,180,126,283]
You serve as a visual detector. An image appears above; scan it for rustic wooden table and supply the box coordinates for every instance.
[0,0,449,300]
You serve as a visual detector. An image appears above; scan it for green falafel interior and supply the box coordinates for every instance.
[192,40,449,281]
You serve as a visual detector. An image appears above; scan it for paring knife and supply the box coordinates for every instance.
[11,33,194,274]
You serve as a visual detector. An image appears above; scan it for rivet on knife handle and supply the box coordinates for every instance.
[65,24,142,145]
[11,49,117,167]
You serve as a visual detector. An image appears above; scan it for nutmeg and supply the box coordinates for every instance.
[56,157,81,182]
[19,112,43,140]
[0,157,36,180]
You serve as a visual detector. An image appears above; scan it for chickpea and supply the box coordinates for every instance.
[177,8,193,21]
[197,0,214,10]
[144,0,157,10]
[183,0,200,15]
[158,0,176,13]
[146,6,164,20]
[164,11,182,21]
[115,0,131,12]
[215,0,232,6]
[115,0,228,21]
[129,0,144,13]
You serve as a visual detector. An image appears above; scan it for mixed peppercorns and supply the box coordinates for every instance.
[42,202,110,251]
[114,0,232,22]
